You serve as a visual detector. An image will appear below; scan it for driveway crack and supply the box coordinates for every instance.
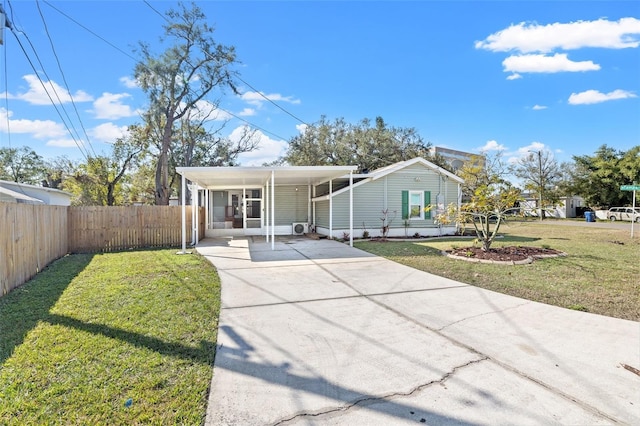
[271,356,488,425]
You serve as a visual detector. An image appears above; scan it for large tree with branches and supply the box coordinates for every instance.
[280,116,440,172]
[134,2,239,205]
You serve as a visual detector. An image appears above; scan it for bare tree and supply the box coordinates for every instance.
[513,150,562,219]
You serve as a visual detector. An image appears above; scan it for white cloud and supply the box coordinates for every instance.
[517,142,545,156]
[568,89,637,105]
[532,104,547,110]
[502,53,600,73]
[0,108,66,138]
[507,142,547,164]
[90,122,130,143]
[120,76,138,89]
[296,124,308,134]
[238,108,256,117]
[7,74,93,105]
[475,17,640,53]
[478,140,506,152]
[240,91,301,107]
[506,73,522,80]
[92,93,140,119]
[46,138,86,148]
[232,126,287,166]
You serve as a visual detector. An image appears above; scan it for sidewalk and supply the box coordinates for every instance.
[198,236,639,425]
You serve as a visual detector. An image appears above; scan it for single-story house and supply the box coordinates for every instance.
[176,157,463,250]
[0,180,72,206]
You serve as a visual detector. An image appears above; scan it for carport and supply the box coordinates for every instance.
[176,165,357,251]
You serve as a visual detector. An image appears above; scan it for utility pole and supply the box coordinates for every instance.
[0,5,10,45]
[529,150,543,221]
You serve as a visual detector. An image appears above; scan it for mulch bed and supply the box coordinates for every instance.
[447,246,563,262]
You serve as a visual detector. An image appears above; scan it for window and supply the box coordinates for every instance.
[402,190,431,220]
[409,191,423,219]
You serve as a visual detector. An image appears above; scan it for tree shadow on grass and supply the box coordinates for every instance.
[0,254,94,366]
[45,314,215,365]
[1,251,216,369]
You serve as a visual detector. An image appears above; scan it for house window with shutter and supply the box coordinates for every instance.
[402,190,431,220]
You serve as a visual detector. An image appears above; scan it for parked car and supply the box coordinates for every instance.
[607,207,640,222]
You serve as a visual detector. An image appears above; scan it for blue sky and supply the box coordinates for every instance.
[0,1,638,168]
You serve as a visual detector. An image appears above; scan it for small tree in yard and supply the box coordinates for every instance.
[436,153,521,251]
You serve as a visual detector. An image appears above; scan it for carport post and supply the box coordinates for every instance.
[329,179,333,239]
[349,170,353,247]
[265,180,269,243]
[271,170,275,250]
[180,173,186,253]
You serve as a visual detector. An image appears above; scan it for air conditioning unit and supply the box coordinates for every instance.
[292,222,309,235]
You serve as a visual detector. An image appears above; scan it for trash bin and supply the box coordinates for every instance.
[585,211,595,222]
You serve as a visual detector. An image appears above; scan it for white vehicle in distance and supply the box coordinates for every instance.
[607,207,640,222]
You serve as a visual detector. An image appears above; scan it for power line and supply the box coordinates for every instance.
[35,0,97,157]
[1,6,11,150]
[45,0,298,145]
[42,0,139,63]
[141,1,308,126]
[7,22,91,160]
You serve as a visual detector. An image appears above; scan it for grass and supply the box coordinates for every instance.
[356,222,640,321]
[0,249,221,425]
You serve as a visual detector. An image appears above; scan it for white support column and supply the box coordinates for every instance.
[312,185,317,229]
[271,170,275,250]
[307,184,311,224]
[329,179,333,239]
[242,187,247,231]
[180,174,186,253]
[265,181,269,242]
[205,189,209,231]
[195,187,200,245]
[349,171,353,247]
[191,185,197,245]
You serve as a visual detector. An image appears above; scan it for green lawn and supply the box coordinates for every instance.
[0,249,221,425]
[356,221,640,321]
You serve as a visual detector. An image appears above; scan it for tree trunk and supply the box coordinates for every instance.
[155,121,174,205]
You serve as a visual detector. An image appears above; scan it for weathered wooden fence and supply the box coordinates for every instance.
[1,203,68,296]
[68,206,204,252]
[1,204,205,296]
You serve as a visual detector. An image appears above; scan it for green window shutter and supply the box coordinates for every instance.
[424,191,431,219]
[401,190,408,219]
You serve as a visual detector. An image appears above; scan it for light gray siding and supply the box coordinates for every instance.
[315,200,329,227]
[273,185,309,225]
[327,164,459,230]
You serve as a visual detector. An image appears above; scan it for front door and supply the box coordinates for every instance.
[229,189,262,231]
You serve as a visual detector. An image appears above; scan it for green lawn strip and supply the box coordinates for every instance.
[356,223,639,321]
[0,249,221,424]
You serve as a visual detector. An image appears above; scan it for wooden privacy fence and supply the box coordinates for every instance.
[68,206,204,253]
[1,204,205,296]
[1,203,68,296]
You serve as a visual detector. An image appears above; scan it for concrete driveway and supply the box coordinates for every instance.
[197,237,639,425]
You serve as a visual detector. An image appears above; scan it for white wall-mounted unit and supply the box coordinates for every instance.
[292,222,309,235]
